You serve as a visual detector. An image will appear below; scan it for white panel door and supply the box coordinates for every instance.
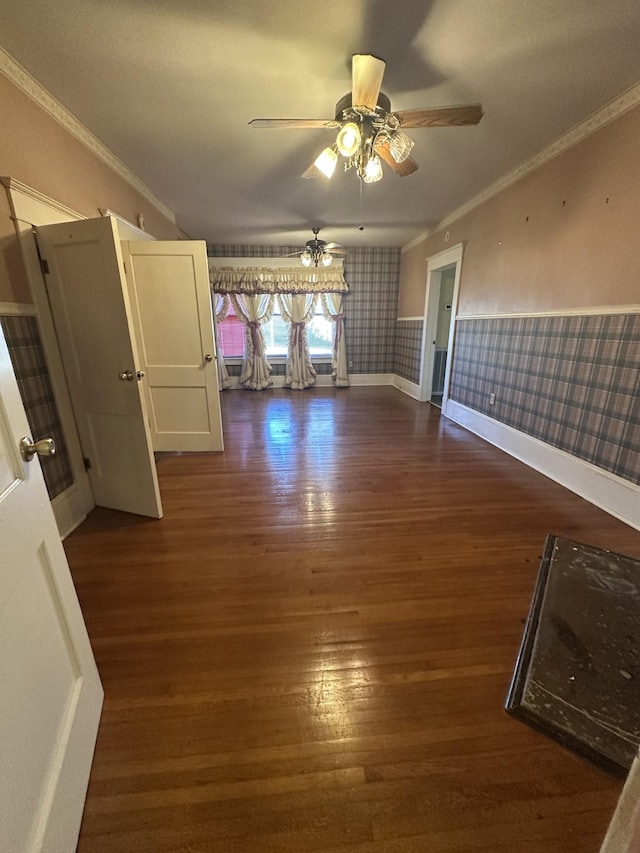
[122,240,224,452]
[0,324,103,853]
[36,217,162,518]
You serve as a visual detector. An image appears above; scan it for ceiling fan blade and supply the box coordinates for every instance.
[249,118,336,129]
[395,104,484,128]
[281,251,304,257]
[328,248,347,255]
[324,242,344,250]
[375,140,419,177]
[352,54,386,111]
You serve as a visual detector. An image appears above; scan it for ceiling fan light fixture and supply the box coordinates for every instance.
[336,122,361,157]
[314,146,338,179]
[363,154,383,183]
[321,252,333,267]
[300,250,313,267]
[388,130,415,163]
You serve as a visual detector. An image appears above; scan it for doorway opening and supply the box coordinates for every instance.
[419,244,463,412]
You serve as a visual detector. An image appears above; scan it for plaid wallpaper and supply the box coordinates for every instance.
[394,320,423,384]
[450,314,640,484]
[208,245,401,374]
[1,314,74,499]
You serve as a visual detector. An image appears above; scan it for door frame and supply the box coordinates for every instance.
[418,242,464,410]
[2,177,94,537]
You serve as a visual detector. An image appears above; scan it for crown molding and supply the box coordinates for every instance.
[0,48,176,225]
[402,79,640,253]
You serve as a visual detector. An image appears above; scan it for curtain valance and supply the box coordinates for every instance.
[209,266,349,295]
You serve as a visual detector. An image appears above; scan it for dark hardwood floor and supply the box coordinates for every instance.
[66,387,640,852]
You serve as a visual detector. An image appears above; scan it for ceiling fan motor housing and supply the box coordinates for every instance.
[305,227,324,252]
[335,91,392,119]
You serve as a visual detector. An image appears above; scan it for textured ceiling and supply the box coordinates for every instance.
[2,0,640,248]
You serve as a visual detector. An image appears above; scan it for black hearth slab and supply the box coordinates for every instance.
[506,535,640,774]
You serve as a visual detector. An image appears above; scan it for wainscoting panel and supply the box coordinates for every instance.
[394,319,423,384]
[450,314,639,484]
[1,314,74,499]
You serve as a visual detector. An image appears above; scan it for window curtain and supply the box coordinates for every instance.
[230,294,275,390]
[209,266,348,295]
[278,294,318,390]
[212,293,232,390]
[321,293,349,388]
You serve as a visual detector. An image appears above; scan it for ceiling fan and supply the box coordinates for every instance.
[249,54,483,183]
[284,227,346,267]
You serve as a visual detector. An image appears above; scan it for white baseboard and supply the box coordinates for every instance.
[350,373,394,386]
[392,375,421,400]
[445,399,640,531]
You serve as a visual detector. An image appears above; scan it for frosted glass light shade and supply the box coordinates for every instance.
[300,251,313,267]
[388,131,414,163]
[314,146,338,179]
[336,122,361,157]
[363,154,383,183]
[321,252,333,267]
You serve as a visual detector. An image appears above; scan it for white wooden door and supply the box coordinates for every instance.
[0,324,103,852]
[122,241,224,452]
[36,217,162,518]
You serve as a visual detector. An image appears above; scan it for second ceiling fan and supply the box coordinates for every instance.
[283,228,345,268]
[250,54,483,182]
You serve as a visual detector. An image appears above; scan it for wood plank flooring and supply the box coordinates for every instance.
[66,387,640,852]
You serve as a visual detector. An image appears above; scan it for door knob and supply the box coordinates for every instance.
[204,353,213,363]
[136,370,145,380]
[20,436,56,462]
[119,370,134,381]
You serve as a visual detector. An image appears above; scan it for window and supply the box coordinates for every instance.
[217,299,333,359]
[216,301,244,358]
[305,305,334,357]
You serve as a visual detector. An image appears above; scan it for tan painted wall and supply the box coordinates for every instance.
[399,104,640,318]
[0,74,181,304]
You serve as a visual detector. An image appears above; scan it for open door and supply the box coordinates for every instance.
[36,217,162,518]
[419,243,464,411]
[0,324,103,851]
[122,240,224,452]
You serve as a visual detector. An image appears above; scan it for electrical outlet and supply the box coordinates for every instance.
[348,360,353,368]
[489,393,496,405]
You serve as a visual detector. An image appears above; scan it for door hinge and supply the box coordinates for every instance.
[40,258,50,275]
[123,261,127,275]
[83,457,92,471]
